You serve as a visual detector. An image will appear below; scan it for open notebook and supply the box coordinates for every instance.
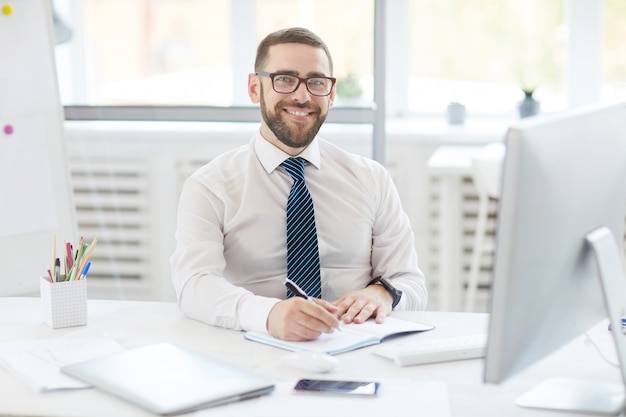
[245,316,434,355]
[61,343,274,416]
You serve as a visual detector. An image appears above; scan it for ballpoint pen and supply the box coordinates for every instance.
[284,278,342,332]
[284,278,314,301]
[54,258,60,282]
[78,261,91,280]
[66,242,73,271]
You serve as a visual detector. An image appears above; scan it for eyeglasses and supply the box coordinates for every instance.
[256,71,336,97]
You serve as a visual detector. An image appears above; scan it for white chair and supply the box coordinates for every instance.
[465,143,505,312]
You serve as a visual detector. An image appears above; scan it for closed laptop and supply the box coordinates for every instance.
[61,343,274,416]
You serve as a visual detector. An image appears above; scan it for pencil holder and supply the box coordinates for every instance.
[40,277,88,329]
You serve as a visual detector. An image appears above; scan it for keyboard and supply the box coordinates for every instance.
[371,334,488,366]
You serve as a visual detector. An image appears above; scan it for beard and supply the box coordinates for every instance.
[259,86,327,149]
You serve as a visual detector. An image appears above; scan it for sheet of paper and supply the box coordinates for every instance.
[0,334,125,392]
[0,116,58,237]
[196,379,451,417]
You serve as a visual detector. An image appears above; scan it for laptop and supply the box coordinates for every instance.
[61,343,275,416]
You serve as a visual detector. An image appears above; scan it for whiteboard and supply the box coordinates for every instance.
[0,0,77,295]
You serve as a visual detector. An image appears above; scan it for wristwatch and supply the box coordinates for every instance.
[366,276,402,309]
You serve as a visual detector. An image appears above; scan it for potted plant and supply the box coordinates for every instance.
[336,73,363,104]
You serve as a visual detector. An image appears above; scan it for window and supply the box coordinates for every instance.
[603,0,626,103]
[54,0,374,107]
[53,0,621,117]
[407,0,565,116]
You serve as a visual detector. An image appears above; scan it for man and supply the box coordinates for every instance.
[170,27,427,342]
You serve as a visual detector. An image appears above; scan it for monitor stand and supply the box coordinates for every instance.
[516,226,626,415]
[516,378,624,415]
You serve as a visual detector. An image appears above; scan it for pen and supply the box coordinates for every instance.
[284,278,313,301]
[54,258,60,283]
[66,242,73,270]
[284,279,342,332]
[78,261,91,280]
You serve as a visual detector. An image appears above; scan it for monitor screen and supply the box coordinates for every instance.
[483,102,626,413]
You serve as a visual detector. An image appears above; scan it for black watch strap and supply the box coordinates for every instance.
[366,276,402,309]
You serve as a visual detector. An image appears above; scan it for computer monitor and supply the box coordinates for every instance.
[483,101,626,414]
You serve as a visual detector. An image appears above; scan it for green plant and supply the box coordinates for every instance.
[521,87,535,99]
[336,73,363,98]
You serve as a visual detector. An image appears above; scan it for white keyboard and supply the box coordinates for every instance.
[371,334,488,366]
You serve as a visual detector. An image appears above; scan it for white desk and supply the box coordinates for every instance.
[427,145,485,311]
[0,298,622,416]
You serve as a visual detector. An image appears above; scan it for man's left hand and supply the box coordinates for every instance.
[332,285,393,325]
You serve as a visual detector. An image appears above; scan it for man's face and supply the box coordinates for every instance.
[248,43,335,155]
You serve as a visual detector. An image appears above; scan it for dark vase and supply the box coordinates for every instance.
[518,95,540,118]
[446,102,466,125]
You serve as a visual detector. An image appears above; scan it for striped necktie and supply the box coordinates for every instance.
[281,157,322,299]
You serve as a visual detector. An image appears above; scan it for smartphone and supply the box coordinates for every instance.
[294,379,380,396]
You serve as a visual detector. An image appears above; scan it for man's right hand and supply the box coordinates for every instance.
[267,298,341,341]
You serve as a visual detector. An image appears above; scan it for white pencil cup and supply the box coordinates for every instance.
[40,277,88,329]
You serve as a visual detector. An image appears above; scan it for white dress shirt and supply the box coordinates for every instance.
[170,133,428,333]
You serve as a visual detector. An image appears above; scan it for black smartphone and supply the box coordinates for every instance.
[294,379,380,396]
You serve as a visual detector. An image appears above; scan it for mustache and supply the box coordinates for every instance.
[277,100,320,113]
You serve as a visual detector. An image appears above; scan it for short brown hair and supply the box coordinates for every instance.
[254,27,334,75]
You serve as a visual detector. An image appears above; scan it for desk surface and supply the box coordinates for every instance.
[0,298,620,417]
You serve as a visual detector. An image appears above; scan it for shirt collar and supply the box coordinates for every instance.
[254,132,321,174]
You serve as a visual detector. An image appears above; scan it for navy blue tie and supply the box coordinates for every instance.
[281,157,322,299]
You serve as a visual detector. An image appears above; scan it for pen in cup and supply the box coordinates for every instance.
[78,261,91,280]
[284,278,342,332]
[46,235,98,283]
[54,258,60,282]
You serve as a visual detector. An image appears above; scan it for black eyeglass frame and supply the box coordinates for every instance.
[255,71,337,97]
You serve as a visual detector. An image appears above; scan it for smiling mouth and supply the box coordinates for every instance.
[284,109,312,117]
